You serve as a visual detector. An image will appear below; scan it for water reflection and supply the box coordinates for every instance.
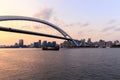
[0,48,120,80]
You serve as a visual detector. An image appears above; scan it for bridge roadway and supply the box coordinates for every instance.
[0,26,72,41]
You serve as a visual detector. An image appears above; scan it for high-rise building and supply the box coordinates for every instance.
[34,42,39,48]
[106,41,113,48]
[87,38,92,46]
[19,39,24,47]
[14,43,19,48]
[42,41,47,47]
[81,39,86,46]
[114,40,119,45]
[38,40,41,47]
[33,40,41,48]
[87,38,91,44]
[99,40,106,48]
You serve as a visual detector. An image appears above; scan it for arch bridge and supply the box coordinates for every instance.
[0,16,79,46]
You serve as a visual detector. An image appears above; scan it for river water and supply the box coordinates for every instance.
[0,48,120,80]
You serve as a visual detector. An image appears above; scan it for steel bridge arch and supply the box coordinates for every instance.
[0,16,78,46]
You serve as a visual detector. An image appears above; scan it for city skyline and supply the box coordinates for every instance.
[0,38,120,48]
[0,0,120,45]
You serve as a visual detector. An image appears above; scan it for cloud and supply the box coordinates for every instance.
[107,19,116,24]
[77,31,85,37]
[20,26,32,29]
[21,25,44,30]
[115,28,120,31]
[102,26,116,32]
[33,7,90,29]
[32,7,91,38]
[32,7,55,30]
[34,7,53,20]
[77,31,83,35]
[33,25,41,29]
[61,22,90,28]
[51,16,90,28]
[64,23,77,27]
[82,22,90,27]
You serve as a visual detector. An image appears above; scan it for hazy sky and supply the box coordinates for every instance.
[0,0,120,45]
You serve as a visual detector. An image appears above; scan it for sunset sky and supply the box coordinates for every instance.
[0,0,120,45]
